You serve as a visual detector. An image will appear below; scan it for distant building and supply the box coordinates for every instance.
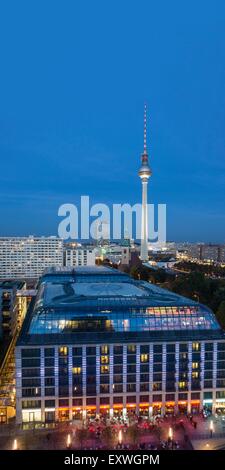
[64,245,96,267]
[201,245,219,263]
[186,244,202,260]
[219,246,225,264]
[0,237,63,279]
[0,280,27,339]
[95,244,131,265]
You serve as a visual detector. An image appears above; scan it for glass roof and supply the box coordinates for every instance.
[27,267,220,335]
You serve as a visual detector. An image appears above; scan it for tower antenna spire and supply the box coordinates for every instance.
[144,103,147,154]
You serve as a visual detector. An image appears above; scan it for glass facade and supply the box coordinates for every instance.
[15,267,225,424]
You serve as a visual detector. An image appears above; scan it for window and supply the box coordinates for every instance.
[192,372,199,379]
[22,359,40,368]
[166,393,175,401]
[45,358,54,367]
[167,344,175,353]
[100,385,109,394]
[126,395,136,403]
[22,349,40,358]
[59,399,69,407]
[192,342,200,351]
[113,396,123,404]
[205,343,213,351]
[180,352,188,360]
[140,354,148,363]
[22,400,41,409]
[180,344,188,352]
[87,398,96,405]
[153,394,162,402]
[191,392,200,400]
[114,356,123,364]
[101,345,109,354]
[44,348,55,357]
[45,400,55,407]
[72,367,82,375]
[153,345,162,353]
[192,362,199,370]
[73,398,82,406]
[72,347,82,356]
[178,381,187,390]
[127,345,136,354]
[59,347,68,356]
[101,366,109,374]
[140,383,149,392]
[101,356,109,364]
[153,382,162,391]
[86,347,96,355]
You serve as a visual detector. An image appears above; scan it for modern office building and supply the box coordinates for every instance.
[0,236,63,279]
[15,266,225,425]
[0,280,27,339]
[64,245,96,267]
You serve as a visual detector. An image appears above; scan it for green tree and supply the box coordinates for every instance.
[216,301,225,329]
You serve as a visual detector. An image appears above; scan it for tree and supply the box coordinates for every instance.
[216,301,225,329]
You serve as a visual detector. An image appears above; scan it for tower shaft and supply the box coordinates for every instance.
[140,180,149,261]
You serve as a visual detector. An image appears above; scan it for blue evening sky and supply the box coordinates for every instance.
[0,0,224,242]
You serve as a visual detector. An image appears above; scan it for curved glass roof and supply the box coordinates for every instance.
[27,267,220,335]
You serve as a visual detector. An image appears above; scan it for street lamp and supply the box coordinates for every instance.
[168,427,173,441]
[209,420,214,438]
[67,433,71,448]
[13,439,18,450]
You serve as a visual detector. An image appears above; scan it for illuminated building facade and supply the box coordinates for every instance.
[0,280,27,339]
[0,236,63,279]
[15,266,225,424]
[64,245,96,267]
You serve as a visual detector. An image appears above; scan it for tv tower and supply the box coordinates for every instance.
[138,104,152,261]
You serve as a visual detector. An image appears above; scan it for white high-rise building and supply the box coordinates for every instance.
[64,245,96,267]
[138,105,152,262]
[0,236,63,279]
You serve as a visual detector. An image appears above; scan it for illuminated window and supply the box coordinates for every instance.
[140,354,148,363]
[127,345,136,353]
[192,343,200,351]
[178,381,187,389]
[192,362,199,369]
[101,345,109,354]
[72,367,82,375]
[101,366,109,374]
[180,353,188,360]
[59,347,68,356]
[192,372,199,379]
[101,356,109,364]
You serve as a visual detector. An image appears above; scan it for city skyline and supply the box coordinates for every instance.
[0,2,224,242]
